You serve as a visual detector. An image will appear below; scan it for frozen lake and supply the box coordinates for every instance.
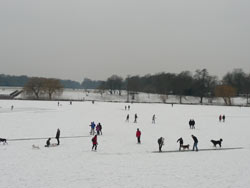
[0,100,250,188]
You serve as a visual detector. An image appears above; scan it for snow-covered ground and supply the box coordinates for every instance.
[0,100,250,188]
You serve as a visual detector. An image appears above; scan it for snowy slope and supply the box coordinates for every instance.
[0,100,250,188]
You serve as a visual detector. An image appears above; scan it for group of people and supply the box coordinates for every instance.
[125,105,131,111]
[157,135,199,152]
[45,128,60,147]
[189,119,195,129]
[125,113,156,124]
[219,115,226,122]
[89,122,103,135]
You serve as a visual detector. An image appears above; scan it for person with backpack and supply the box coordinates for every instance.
[157,137,164,152]
[92,135,98,151]
[136,128,141,144]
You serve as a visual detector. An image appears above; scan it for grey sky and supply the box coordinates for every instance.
[0,0,250,82]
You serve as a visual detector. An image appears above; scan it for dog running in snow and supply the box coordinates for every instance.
[32,144,40,149]
[211,139,223,147]
[0,138,7,144]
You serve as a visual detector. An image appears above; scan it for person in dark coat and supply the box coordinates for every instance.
[219,115,222,122]
[222,115,225,122]
[158,137,164,152]
[191,135,198,151]
[55,128,60,145]
[45,138,51,147]
[96,123,102,135]
[189,119,192,129]
[152,114,156,124]
[134,113,138,123]
[92,135,98,151]
[136,128,141,144]
[177,137,184,151]
[126,114,129,122]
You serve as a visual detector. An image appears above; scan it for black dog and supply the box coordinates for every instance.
[211,139,223,147]
[0,138,7,144]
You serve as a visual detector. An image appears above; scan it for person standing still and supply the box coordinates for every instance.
[56,128,60,145]
[136,128,141,144]
[191,135,198,151]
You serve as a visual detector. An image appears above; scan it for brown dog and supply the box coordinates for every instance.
[180,144,190,150]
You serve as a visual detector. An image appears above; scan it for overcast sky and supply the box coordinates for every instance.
[0,0,250,82]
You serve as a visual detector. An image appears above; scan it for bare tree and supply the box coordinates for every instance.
[23,77,46,99]
[43,79,63,100]
[193,69,217,103]
[214,85,236,105]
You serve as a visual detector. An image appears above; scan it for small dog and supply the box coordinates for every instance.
[211,139,223,147]
[0,138,7,144]
[32,144,40,149]
[181,144,190,150]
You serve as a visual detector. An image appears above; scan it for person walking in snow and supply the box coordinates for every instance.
[96,123,100,135]
[219,115,222,122]
[55,128,60,145]
[96,123,102,135]
[91,135,98,151]
[158,137,164,152]
[134,113,138,123]
[152,114,156,124]
[125,106,127,110]
[191,135,198,151]
[222,115,225,122]
[90,122,96,135]
[136,128,141,144]
[128,105,130,110]
[126,114,129,122]
[177,137,183,151]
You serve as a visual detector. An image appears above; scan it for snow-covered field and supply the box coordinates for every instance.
[0,100,250,188]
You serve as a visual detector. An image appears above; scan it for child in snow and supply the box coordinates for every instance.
[92,135,98,151]
[45,138,51,147]
[136,128,141,144]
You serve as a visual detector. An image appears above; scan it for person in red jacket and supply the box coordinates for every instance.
[136,128,141,144]
[92,135,98,151]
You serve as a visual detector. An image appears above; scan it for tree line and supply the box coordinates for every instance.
[1,69,250,104]
[0,74,82,89]
[99,69,250,105]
